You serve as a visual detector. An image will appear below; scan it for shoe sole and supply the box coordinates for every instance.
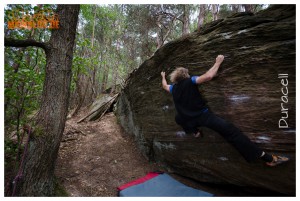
[266,158,289,167]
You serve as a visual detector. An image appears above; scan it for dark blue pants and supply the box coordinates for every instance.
[176,110,263,162]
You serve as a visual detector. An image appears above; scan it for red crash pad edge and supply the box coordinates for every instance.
[117,172,161,191]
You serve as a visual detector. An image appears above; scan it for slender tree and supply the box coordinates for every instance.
[211,4,219,21]
[243,4,255,12]
[231,4,243,12]
[197,4,206,31]
[182,5,190,36]
[5,4,80,196]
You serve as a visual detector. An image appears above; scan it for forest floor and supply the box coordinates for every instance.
[55,111,158,196]
[55,110,254,197]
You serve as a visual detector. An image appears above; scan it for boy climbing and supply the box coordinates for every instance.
[161,55,289,167]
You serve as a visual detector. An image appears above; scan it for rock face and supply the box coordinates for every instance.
[116,5,295,195]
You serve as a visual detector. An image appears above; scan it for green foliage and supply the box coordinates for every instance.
[5,47,45,129]
[4,5,51,135]
[219,4,234,19]
[53,177,69,197]
[4,138,21,171]
[4,139,19,159]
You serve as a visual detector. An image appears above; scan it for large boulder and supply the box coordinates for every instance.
[115,5,295,195]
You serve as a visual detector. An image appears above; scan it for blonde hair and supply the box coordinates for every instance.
[170,67,190,83]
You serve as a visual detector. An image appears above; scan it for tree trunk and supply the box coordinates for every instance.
[141,28,150,61]
[101,61,109,93]
[182,5,190,36]
[112,39,121,94]
[156,14,164,48]
[91,5,97,48]
[90,5,97,100]
[243,4,254,12]
[197,5,206,31]
[111,63,119,94]
[5,5,80,196]
[116,5,295,195]
[231,4,242,12]
[70,74,89,117]
[156,12,176,49]
[211,4,219,21]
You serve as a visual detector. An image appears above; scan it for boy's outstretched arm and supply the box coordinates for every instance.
[161,71,171,93]
[195,55,224,84]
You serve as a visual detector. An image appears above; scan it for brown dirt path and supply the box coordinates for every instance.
[55,112,161,196]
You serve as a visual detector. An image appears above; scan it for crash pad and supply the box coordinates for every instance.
[117,172,213,197]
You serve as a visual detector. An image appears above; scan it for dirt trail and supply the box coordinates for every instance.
[55,112,160,196]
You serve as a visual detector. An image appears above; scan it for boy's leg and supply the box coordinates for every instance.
[176,115,200,137]
[199,111,263,162]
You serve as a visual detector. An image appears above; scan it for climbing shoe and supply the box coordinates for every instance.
[266,155,289,167]
[193,130,203,138]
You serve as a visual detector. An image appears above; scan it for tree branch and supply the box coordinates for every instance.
[155,12,184,23]
[4,38,50,52]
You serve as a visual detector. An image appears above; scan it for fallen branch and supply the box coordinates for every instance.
[77,93,118,123]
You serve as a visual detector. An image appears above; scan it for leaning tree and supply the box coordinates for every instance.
[5,5,80,196]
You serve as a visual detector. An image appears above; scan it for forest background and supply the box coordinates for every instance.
[3,4,267,140]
